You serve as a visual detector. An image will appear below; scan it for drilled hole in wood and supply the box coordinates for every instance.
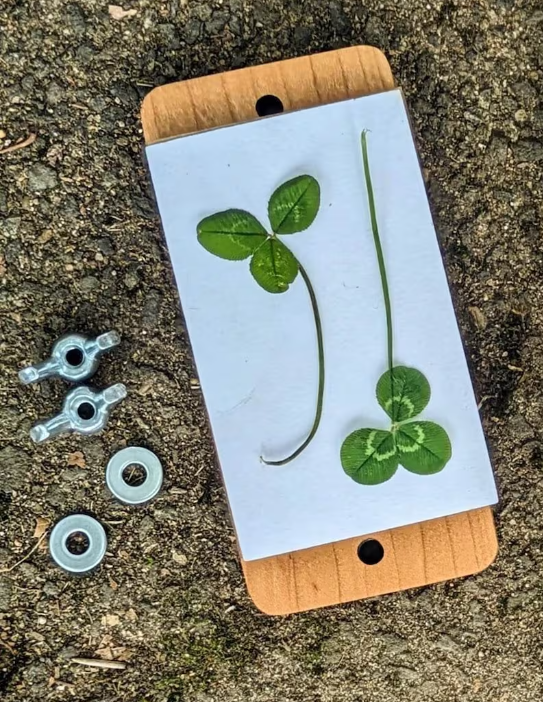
[357,539,384,565]
[255,94,284,117]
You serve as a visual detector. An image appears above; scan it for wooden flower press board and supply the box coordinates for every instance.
[141,45,498,615]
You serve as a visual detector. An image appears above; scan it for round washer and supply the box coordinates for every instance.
[49,514,107,575]
[106,446,163,505]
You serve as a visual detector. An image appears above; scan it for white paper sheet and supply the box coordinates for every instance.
[146,89,498,561]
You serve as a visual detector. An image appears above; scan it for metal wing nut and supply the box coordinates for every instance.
[19,331,121,385]
[30,384,127,443]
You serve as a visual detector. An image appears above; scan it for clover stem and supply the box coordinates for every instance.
[361,130,394,375]
[261,261,325,466]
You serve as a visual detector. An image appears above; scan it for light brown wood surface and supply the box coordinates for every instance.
[141,46,498,615]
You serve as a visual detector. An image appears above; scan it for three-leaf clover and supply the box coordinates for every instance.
[340,132,452,485]
[197,175,325,465]
[341,366,452,485]
[198,176,320,293]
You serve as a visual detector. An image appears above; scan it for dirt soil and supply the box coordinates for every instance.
[1,0,542,700]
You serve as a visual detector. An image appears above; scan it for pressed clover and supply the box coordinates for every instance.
[340,133,452,485]
[197,175,325,465]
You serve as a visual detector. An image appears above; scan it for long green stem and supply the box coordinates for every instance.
[262,261,325,465]
[361,131,394,374]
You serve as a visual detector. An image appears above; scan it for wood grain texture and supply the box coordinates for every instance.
[141,45,498,615]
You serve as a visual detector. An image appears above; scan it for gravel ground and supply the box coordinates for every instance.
[1,1,542,700]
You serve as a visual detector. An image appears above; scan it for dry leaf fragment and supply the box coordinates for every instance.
[109,578,119,590]
[95,645,132,661]
[114,647,133,662]
[95,646,114,660]
[46,143,62,166]
[101,614,120,627]
[98,634,113,648]
[125,608,137,622]
[468,306,487,330]
[136,378,154,396]
[28,630,45,642]
[33,517,50,539]
[108,5,138,20]
[37,229,54,244]
[67,451,85,468]
[172,550,188,566]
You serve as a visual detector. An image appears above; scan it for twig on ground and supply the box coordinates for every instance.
[0,133,37,155]
[0,640,16,654]
[0,533,47,573]
[71,658,127,670]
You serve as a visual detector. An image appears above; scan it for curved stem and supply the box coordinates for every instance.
[261,261,325,465]
[361,131,394,374]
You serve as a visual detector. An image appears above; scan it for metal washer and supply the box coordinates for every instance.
[106,446,163,505]
[49,514,107,574]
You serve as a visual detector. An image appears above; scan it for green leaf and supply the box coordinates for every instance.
[340,428,399,485]
[268,175,320,235]
[197,209,267,260]
[396,421,452,475]
[376,366,431,422]
[250,238,299,293]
